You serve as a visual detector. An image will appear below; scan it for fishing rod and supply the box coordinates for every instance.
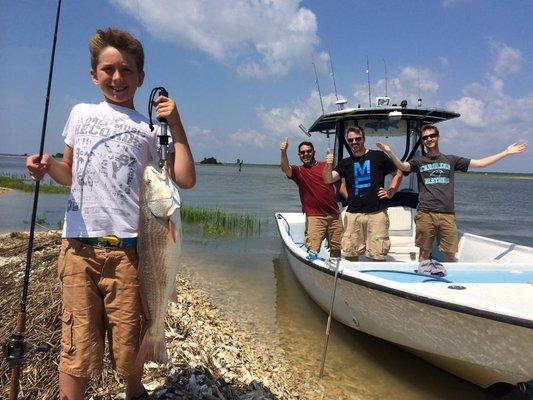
[148,86,170,168]
[2,1,61,399]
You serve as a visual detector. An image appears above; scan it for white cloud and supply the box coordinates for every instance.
[229,129,268,147]
[490,41,524,76]
[354,66,440,107]
[111,0,322,78]
[257,90,338,138]
[187,126,222,148]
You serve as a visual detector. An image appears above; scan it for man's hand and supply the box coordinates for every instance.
[280,137,289,152]
[376,142,392,153]
[325,148,334,164]
[26,153,53,181]
[506,142,528,155]
[378,186,396,199]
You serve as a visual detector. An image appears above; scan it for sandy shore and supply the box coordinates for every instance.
[0,187,12,194]
[0,231,319,399]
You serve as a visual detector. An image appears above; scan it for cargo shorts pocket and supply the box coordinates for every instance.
[60,309,74,354]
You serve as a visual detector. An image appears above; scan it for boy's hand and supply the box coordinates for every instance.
[280,137,289,152]
[26,153,53,181]
[153,95,181,127]
[325,148,334,164]
[376,142,391,153]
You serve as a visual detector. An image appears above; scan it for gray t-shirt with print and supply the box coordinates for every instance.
[408,153,470,213]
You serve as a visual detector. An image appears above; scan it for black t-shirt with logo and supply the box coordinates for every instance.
[334,150,396,213]
[408,153,470,213]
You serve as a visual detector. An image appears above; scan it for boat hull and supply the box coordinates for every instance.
[282,240,533,389]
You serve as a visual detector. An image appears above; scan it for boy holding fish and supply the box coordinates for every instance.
[26,28,195,400]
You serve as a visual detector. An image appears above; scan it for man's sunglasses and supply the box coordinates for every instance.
[299,150,314,155]
[421,133,439,141]
[347,137,363,143]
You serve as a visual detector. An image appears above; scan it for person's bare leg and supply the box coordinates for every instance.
[442,251,456,262]
[418,249,431,262]
[125,359,145,399]
[59,372,88,400]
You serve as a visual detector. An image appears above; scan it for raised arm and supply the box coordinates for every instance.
[280,137,292,177]
[155,95,196,188]
[323,149,340,183]
[469,142,528,168]
[376,142,411,172]
[26,144,73,186]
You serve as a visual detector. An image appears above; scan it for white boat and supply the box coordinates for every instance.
[275,104,533,396]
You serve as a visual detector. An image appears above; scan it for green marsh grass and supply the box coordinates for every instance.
[0,174,69,194]
[1,174,261,237]
[181,205,261,237]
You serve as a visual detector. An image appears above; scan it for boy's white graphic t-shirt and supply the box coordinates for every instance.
[61,102,163,238]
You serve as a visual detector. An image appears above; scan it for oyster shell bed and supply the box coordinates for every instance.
[0,231,321,399]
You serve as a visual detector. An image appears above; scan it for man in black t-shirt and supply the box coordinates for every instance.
[377,124,527,262]
[323,127,403,261]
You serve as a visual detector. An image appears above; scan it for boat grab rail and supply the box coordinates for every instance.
[360,269,453,283]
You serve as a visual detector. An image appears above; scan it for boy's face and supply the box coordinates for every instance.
[90,46,144,109]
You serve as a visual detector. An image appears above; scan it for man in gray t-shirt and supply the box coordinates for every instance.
[377,124,527,262]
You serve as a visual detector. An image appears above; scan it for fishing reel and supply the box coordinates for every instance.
[3,332,50,365]
[148,86,170,168]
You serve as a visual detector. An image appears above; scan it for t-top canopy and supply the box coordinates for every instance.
[308,107,460,134]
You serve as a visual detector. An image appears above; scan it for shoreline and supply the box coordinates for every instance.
[0,231,317,399]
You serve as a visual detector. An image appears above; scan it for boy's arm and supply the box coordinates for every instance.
[280,137,292,177]
[155,96,196,188]
[376,142,412,172]
[26,144,73,186]
[469,142,528,168]
[323,149,341,183]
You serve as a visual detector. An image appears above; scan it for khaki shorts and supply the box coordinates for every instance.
[305,215,343,257]
[414,211,458,253]
[342,210,390,261]
[57,239,145,378]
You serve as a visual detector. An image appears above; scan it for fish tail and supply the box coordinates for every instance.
[138,329,168,363]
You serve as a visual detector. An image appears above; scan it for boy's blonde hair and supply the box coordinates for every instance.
[89,28,144,72]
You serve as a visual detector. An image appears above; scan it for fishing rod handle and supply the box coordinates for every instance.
[158,88,169,124]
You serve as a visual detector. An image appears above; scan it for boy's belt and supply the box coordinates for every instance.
[77,236,137,248]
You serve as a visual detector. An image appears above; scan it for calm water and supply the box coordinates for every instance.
[1,155,532,399]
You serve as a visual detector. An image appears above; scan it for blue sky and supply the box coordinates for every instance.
[1,0,532,172]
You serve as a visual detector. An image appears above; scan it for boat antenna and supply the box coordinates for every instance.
[3,1,62,397]
[312,55,325,115]
[366,56,372,107]
[383,58,388,97]
[328,52,339,101]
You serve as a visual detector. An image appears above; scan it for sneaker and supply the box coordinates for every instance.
[306,251,318,260]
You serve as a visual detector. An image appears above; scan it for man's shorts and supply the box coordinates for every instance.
[414,211,458,253]
[305,215,343,257]
[342,210,390,261]
[57,239,145,378]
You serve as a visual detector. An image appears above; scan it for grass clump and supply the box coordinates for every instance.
[0,175,69,194]
[181,205,261,237]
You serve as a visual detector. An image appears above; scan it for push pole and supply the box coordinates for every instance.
[3,1,62,398]
[319,257,341,378]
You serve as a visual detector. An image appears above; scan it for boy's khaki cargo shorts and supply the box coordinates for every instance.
[57,239,145,378]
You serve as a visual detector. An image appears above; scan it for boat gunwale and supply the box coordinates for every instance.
[275,214,533,330]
